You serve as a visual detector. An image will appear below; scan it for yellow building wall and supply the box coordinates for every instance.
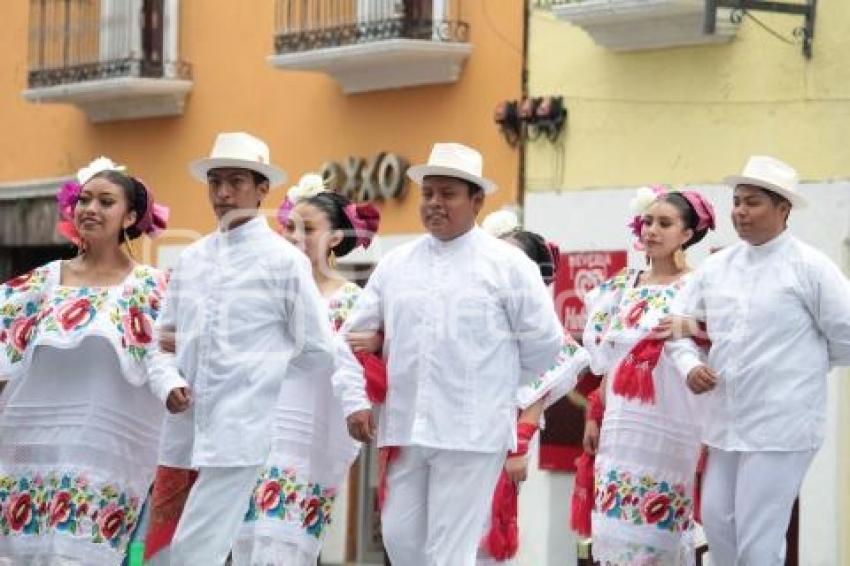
[526,3,850,191]
[527,3,850,561]
[0,0,524,241]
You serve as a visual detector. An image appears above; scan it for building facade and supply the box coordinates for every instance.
[0,1,526,563]
[522,1,850,564]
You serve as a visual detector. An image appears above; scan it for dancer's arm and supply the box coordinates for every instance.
[504,401,545,483]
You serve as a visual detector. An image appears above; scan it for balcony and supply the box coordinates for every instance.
[268,0,472,94]
[541,0,739,51]
[23,0,192,122]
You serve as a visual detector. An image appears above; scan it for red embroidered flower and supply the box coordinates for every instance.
[122,306,153,347]
[97,503,125,540]
[641,492,671,525]
[302,497,320,529]
[624,300,648,328]
[57,298,93,331]
[78,502,89,517]
[600,483,619,513]
[5,492,32,531]
[48,490,72,526]
[256,481,281,512]
[10,316,37,352]
[6,272,34,289]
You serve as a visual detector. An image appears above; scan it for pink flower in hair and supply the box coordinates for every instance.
[57,181,82,220]
[344,203,381,249]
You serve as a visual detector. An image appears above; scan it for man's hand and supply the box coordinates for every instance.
[346,332,382,354]
[583,420,600,455]
[166,386,192,413]
[159,328,176,354]
[505,454,528,483]
[687,365,718,394]
[346,409,375,442]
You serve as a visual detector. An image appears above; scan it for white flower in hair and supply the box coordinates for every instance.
[287,173,327,202]
[76,156,126,185]
[481,209,520,238]
[629,186,660,214]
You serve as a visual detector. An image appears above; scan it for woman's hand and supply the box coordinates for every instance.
[651,315,699,340]
[505,454,529,483]
[583,420,600,455]
[346,332,382,353]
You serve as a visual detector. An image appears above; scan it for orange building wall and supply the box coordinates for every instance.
[0,1,524,244]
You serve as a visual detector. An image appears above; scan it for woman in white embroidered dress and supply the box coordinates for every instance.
[581,187,715,565]
[0,158,184,565]
[232,175,380,566]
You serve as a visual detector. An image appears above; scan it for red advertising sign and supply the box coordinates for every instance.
[539,250,627,473]
[554,250,629,338]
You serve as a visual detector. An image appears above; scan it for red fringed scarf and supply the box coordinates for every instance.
[482,470,520,560]
[144,466,198,560]
[356,348,399,512]
[612,329,711,404]
[611,337,664,403]
[479,421,538,560]
[357,351,387,406]
[570,388,604,537]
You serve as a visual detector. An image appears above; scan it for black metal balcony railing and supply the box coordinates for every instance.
[274,0,469,54]
[27,0,191,89]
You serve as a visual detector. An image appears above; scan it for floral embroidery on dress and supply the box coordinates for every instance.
[244,467,337,540]
[43,287,110,334]
[1,263,167,370]
[587,269,633,339]
[110,266,167,361]
[594,468,693,535]
[525,334,581,392]
[327,282,361,332]
[0,471,141,554]
[609,277,688,333]
[0,267,51,364]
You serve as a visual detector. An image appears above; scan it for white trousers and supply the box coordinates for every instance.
[168,466,262,566]
[700,448,815,566]
[231,537,316,566]
[382,446,504,566]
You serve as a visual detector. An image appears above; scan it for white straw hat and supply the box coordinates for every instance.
[189,132,287,188]
[723,155,807,209]
[407,143,497,194]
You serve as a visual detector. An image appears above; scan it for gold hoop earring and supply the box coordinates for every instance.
[123,229,135,259]
[328,251,337,270]
[673,248,686,271]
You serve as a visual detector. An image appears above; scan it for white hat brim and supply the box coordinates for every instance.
[724,174,808,209]
[189,157,287,188]
[406,164,497,194]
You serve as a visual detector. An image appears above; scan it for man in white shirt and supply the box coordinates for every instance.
[669,155,850,565]
[155,132,336,565]
[333,143,564,566]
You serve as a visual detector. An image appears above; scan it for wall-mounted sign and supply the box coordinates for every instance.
[321,152,408,204]
[554,250,629,337]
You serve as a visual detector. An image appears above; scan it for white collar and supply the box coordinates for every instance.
[744,229,790,259]
[216,215,270,245]
[428,225,478,253]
